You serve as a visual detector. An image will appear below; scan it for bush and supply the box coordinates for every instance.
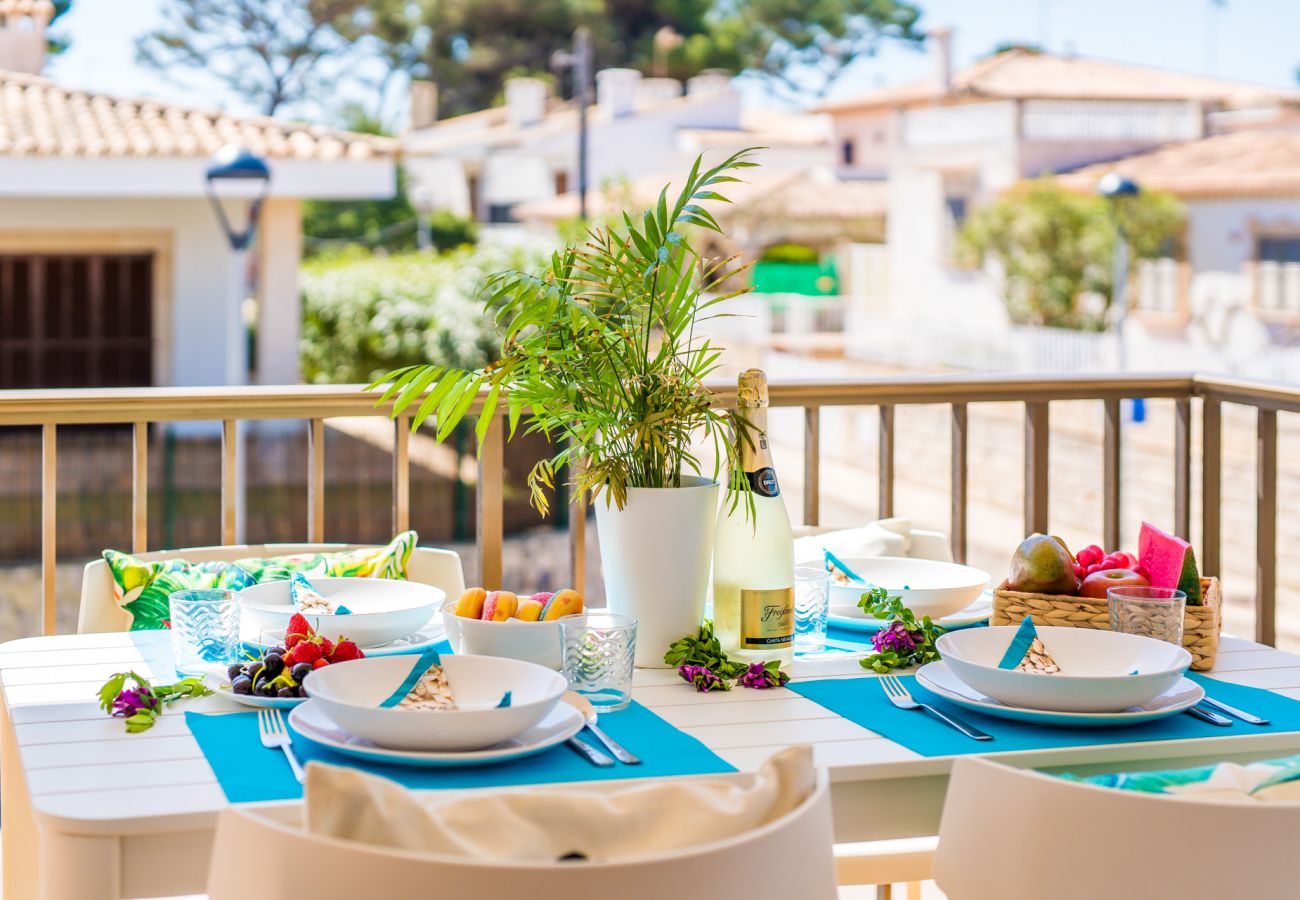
[957,178,1184,331]
[759,243,819,264]
[299,243,550,384]
[427,210,478,252]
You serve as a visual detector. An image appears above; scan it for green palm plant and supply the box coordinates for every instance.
[369,148,761,515]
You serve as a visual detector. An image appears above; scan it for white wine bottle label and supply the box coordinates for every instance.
[745,467,780,497]
[741,587,794,649]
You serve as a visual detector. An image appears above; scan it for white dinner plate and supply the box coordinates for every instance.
[914,660,1205,727]
[828,594,993,633]
[287,699,584,766]
[245,616,447,657]
[217,687,306,710]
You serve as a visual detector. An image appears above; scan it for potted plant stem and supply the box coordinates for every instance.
[371,148,760,666]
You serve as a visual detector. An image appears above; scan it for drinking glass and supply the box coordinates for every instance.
[169,589,240,676]
[1108,586,1186,646]
[794,566,830,654]
[561,612,637,712]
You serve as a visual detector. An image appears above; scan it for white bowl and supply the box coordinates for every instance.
[239,577,443,648]
[440,599,581,670]
[936,626,1192,713]
[814,557,989,621]
[305,654,567,751]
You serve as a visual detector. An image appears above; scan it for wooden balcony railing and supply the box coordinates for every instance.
[0,373,1293,644]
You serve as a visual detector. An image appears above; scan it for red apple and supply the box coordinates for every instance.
[1079,568,1150,599]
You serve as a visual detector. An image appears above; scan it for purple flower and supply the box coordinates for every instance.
[678,664,728,693]
[110,687,159,718]
[738,662,789,690]
[872,621,919,654]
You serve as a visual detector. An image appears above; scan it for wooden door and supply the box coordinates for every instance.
[0,253,154,388]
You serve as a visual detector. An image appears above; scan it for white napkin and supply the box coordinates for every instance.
[1165,760,1300,804]
[793,517,921,565]
[304,745,816,862]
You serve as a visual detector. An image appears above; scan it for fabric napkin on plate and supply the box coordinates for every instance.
[379,648,510,709]
[998,616,1039,669]
[304,745,815,862]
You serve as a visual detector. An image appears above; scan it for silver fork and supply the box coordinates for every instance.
[258,708,306,782]
[880,674,992,741]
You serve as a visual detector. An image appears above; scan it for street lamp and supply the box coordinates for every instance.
[1098,173,1141,419]
[551,27,593,222]
[205,145,270,542]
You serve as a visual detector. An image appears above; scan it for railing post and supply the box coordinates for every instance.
[477,414,504,588]
[878,404,894,519]
[1174,398,1192,540]
[132,422,148,554]
[1024,401,1049,535]
[221,419,238,545]
[804,406,820,527]
[1102,398,1121,551]
[1201,396,1221,577]
[1256,408,1277,647]
[307,418,325,543]
[41,424,56,636]
[950,403,967,564]
[392,416,411,535]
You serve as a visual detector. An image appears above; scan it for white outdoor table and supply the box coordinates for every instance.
[5,630,1300,899]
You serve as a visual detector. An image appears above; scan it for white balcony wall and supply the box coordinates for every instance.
[899,101,1017,147]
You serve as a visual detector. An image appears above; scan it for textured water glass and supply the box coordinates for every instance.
[1108,586,1186,646]
[561,612,637,712]
[794,566,830,654]
[169,589,240,676]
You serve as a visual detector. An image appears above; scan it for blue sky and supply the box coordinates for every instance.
[47,0,1300,121]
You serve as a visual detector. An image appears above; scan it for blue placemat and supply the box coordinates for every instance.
[788,672,1300,757]
[187,701,735,803]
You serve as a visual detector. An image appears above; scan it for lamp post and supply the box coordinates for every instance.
[1098,173,1141,419]
[552,27,593,222]
[205,145,271,542]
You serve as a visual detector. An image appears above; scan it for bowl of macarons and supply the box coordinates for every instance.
[442,587,585,669]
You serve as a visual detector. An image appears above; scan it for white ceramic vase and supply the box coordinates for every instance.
[594,475,719,667]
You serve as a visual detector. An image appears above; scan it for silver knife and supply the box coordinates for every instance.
[1186,705,1233,726]
[566,736,615,766]
[1201,696,1270,725]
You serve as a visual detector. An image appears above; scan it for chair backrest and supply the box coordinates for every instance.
[935,757,1300,900]
[207,770,837,900]
[79,544,466,634]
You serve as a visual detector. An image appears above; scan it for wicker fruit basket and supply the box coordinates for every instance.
[991,577,1222,671]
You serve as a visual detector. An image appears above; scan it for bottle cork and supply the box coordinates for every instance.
[737,368,769,408]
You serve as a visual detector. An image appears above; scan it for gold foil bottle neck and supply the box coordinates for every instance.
[737,368,769,408]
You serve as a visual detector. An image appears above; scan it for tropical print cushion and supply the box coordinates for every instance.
[103,531,418,631]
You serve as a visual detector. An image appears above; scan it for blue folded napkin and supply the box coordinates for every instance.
[378,648,510,709]
[291,572,351,615]
[998,616,1038,669]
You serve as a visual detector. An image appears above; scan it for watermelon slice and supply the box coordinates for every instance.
[1137,522,1202,606]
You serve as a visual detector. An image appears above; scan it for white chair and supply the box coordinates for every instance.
[78,543,466,633]
[935,757,1300,899]
[207,770,838,900]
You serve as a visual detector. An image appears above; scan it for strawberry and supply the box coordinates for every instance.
[331,639,363,662]
[316,637,334,659]
[312,657,328,669]
[286,641,322,666]
[286,613,313,644]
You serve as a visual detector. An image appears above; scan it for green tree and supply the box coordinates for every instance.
[957,178,1185,331]
[48,1,74,55]
[137,0,370,116]
[358,0,923,118]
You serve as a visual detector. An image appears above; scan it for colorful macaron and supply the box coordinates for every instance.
[453,587,486,619]
[481,590,519,621]
[539,589,584,621]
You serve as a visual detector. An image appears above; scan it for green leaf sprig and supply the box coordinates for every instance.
[857,587,944,674]
[97,671,213,733]
[664,621,748,680]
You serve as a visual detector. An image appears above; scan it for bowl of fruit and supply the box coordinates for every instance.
[222,613,363,708]
[239,577,443,649]
[304,653,568,751]
[440,588,585,670]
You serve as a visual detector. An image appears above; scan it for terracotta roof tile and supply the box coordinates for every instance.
[1059,128,1300,198]
[820,50,1300,113]
[0,69,397,161]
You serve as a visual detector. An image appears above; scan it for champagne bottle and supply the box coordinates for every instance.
[713,368,796,667]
